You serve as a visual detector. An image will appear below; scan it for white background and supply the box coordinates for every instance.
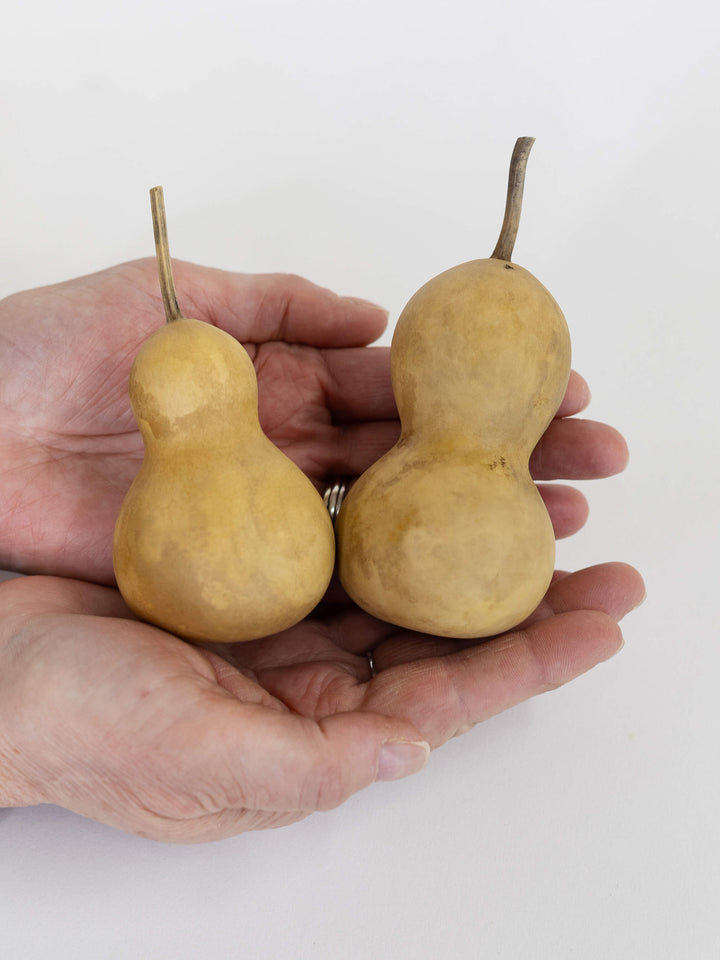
[1,0,719,957]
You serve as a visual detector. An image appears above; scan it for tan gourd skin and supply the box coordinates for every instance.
[113,188,334,643]
[113,317,335,643]
[336,141,571,639]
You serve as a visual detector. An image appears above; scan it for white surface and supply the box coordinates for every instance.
[1,1,719,957]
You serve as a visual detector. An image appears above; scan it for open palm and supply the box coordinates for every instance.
[0,258,624,584]
[0,561,642,843]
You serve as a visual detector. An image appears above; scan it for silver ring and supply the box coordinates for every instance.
[323,479,349,522]
[367,651,377,678]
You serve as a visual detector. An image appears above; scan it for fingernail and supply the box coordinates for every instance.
[376,740,430,782]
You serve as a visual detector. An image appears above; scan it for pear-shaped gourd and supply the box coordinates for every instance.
[113,188,335,643]
[336,138,571,639]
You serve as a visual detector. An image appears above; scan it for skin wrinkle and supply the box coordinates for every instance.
[253,343,323,441]
[319,346,395,422]
[492,629,561,696]
[250,279,293,344]
[28,658,234,822]
[58,763,235,837]
[0,450,126,575]
[189,272,275,338]
[139,808,310,844]
[204,649,264,694]
[443,640,520,733]
[323,349,386,421]
[127,803,261,842]
[255,658,365,721]
[363,616,582,743]
[205,708,327,816]
[419,626,562,739]
[437,652,481,738]
[173,276,226,330]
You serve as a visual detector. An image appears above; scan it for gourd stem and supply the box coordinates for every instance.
[150,185,184,323]
[490,137,535,262]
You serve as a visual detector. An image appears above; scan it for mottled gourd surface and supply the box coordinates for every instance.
[336,258,571,639]
[113,318,335,643]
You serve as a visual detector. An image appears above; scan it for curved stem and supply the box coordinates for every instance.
[150,186,184,323]
[490,137,535,262]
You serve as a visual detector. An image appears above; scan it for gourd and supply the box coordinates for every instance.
[336,138,571,639]
[113,187,335,643]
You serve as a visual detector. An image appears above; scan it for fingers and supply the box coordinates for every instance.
[537,483,589,539]
[171,261,390,349]
[321,420,621,507]
[322,346,395,421]
[325,421,401,477]
[556,371,591,418]
[364,610,624,748]
[530,418,629,480]
[362,562,644,748]
[318,358,624,484]
[534,561,646,623]
[321,359,592,426]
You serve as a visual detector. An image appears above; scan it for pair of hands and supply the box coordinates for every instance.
[0,259,644,842]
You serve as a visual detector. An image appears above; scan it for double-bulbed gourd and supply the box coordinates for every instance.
[113,188,335,643]
[336,138,571,638]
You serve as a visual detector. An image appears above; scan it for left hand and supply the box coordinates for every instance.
[0,259,626,583]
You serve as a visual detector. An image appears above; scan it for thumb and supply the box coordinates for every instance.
[159,701,431,841]
[205,702,431,813]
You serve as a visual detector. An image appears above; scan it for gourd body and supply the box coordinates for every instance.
[113,318,335,643]
[336,258,571,638]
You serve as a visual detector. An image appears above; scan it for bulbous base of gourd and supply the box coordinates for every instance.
[336,452,555,639]
[113,445,335,644]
